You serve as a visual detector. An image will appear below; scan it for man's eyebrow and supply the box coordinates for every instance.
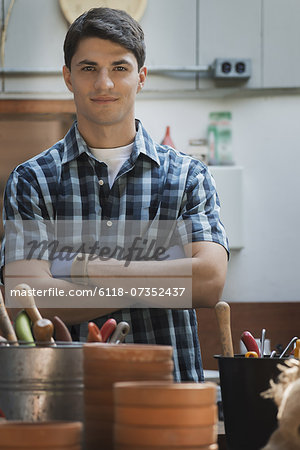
[76,59,133,67]
[77,59,97,66]
[111,59,132,66]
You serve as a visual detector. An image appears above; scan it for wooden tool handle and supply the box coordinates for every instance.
[53,316,72,342]
[0,290,18,344]
[33,318,54,343]
[14,284,55,344]
[14,283,42,323]
[215,301,234,357]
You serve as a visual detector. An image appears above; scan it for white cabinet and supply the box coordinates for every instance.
[262,0,300,88]
[198,0,262,89]
[3,0,67,93]
[2,0,300,95]
[140,0,197,92]
[209,166,244,250]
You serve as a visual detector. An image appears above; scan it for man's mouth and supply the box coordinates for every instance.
[91,96,118,103]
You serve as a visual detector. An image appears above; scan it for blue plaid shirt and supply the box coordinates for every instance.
[1,120,228,382]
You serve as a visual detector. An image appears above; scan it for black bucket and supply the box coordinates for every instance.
[215,355,287,450]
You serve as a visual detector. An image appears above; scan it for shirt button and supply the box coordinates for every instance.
[98,179,104,186]
[106,220,113,227]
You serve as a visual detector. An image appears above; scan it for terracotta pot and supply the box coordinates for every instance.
[0,421,82,448]
[114,381,216,407]
[86,372,173,385]
[114,445,218,450]
[3,447,82,450]
[85,372,173,388]
[114,423,217,447]
[83,343,173,362]
[85,420,114,438]
[85,359,174,375]
[83,344,173,450]
[85,388,114,405]
[84,389,113,405]
[84,404,114,421]
[115,404,217,427]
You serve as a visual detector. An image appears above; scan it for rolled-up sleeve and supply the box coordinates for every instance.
[0,169,54,282]
[177,163,229,255]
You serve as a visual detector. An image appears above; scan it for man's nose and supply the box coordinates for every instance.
[94,69,114,90]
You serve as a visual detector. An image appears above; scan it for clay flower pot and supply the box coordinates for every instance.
[0,421,82,448]
[83,343,173,362]
[83,343,174,450]
[114,381,217,407]
[114,445,218,450]
[115,404,217,427]
[113,381,218,449]
[114,423,217,447]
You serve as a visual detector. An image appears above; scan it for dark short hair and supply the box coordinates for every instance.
[63,7,146,70]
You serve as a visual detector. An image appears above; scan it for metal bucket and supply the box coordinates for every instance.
[0,343,83,421]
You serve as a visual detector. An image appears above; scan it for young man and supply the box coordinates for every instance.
[1,8,228,381]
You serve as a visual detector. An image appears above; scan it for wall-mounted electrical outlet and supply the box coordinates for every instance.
[212,58,251,79]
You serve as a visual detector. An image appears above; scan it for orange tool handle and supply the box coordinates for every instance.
[87,322,103,342]
[245,351,258,358]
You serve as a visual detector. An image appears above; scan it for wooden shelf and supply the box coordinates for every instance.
[0,99,76,115]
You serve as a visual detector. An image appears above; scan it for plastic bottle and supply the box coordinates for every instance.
[161,126,175,148]
[207,112,233,165]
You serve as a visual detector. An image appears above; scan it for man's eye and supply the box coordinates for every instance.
[114,66,126,71]
[82,66,95,71]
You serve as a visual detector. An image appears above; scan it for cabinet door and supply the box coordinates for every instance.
[209,166,244,250]
[4,0,67,93]
[198,0,261,89]
[263,0,300,88]
[140,0,197,91]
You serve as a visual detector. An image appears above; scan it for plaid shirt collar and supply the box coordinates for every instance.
[61,119,161,167]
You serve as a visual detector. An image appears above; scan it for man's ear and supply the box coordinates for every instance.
[63,65,73,93]
[137,66,147,93]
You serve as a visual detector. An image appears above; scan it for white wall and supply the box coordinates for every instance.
[1,0,300,302]
[136,95,300,302]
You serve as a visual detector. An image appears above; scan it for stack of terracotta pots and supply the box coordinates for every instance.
[113,381,218,450]
[0,421,83,449]
[83,343,174,450]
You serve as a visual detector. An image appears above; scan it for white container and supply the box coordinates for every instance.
[187,139,209,164]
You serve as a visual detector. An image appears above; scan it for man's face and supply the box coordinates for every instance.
[63,37,146,131]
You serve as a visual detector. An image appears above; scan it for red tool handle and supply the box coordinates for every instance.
[241,331,260,357]
[100,318,117,342]
[87,322,103,342]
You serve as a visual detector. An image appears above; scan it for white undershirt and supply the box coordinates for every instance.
[89,143,133,188]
